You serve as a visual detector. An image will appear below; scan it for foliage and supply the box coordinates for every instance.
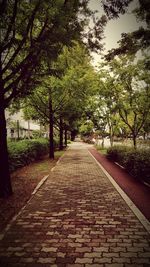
[79,120,94,137]
[0,0,108,109]
[97,55,150,148]
[107,145,150,183]
[23,42,98,134]
[105,0,150,60]
[101,0,132,19]
[8,138,49,172]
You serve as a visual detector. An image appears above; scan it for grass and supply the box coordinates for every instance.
[0,150,65,233]
[95,145,107,155]
[55,150,64,159]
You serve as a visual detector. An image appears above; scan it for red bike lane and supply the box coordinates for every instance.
[89,147,150,222]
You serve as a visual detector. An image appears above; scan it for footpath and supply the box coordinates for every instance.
[0,142,150,267]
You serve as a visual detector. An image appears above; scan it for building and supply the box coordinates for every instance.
[5,110,41,139]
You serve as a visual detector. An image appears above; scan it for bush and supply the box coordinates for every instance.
[53,137,59,149]
[82,136,95,144]
[8,138,49,172]
[107,145,150,184]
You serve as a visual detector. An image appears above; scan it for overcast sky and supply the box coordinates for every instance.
[88,0,145,65]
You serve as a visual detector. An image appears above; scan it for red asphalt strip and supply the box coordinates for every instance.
[89,147,150,222]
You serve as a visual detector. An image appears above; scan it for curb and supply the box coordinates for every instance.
[89,150,150,234]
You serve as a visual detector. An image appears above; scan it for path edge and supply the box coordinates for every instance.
[0,149,67,241]
[88,149,150,234]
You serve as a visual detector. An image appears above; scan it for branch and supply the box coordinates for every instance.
[29,96,49,121]
[4,53,38,94]
[53,90,69,113]
[1,0,18,51]
[4,61,37,107]
[2,0,40,75]
[3,14,48,84]
[0,0,7,16]
[119,108,133,132]
[136,108,150,134]
[3,50,36,84]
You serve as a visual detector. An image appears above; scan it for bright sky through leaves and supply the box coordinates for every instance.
[88,0,146,65]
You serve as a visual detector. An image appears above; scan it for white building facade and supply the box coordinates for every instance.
[5,110,40,139]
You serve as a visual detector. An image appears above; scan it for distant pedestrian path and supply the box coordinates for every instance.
[0,142,150,266]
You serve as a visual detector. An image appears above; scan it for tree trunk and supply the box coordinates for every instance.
[49,95,54,159]
[0,102,13,198]
[17,120,20,140]
[109,124,114,147]
[101,136,104,148]
[133,134,137,149]
[59,115,63,150]
[0,53,13,198]
[65,129,67,147]
[71,130,76,141]
[27,120,30,139]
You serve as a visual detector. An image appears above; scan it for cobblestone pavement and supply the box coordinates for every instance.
[0,142,150,267]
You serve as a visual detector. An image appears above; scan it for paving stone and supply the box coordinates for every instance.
[105,265,124,267]
[0,142,150,266]
[75,247,92,253]
[20,257,34,263]
[41,247,57,252]
[75,257,93,264]
[7,247,23,252]
[37,257,56,263]
[94,257,112,263]
[84,252,102,258]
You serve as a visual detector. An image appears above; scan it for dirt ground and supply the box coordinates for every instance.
[0,151,63,233]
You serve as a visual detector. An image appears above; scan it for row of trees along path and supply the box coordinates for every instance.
[0,0,150,198]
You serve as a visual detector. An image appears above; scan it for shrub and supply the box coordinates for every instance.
[107,145,150,184]
[8,138,49,172]
[53,137,59,149]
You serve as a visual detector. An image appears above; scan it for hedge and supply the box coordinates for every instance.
[8,138,49,172]
[107,145,150,184]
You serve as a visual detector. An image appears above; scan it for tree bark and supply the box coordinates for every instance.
[59,115,63,150]
[133,134,137,149]
[49,93,54,159]
[109,124,114,147]
[27,120,30,139]
[17,120,20,140]
[0,53,13,197]
[65,129,67,147]
[71,130,76,141]
[101,135,104,148]
[0,98,13,198]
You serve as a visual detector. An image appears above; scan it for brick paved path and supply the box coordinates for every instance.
[0,142,150,267]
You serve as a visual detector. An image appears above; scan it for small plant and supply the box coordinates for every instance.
[8,138,49,172]
[95,145,107,155]
[107,145,150,184]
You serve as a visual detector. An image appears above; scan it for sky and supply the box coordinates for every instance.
[88,0,145,65]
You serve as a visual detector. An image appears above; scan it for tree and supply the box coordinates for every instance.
[101,0,133,19]
[105,55,150,148]
[105,0,150,60]
[23,42,97,157]
[79,120,94,137]
[0,0,108,197]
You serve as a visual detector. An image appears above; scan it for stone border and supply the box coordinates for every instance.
[32,174,49,195]
[89,150,150,234]
[0,174,49,241]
